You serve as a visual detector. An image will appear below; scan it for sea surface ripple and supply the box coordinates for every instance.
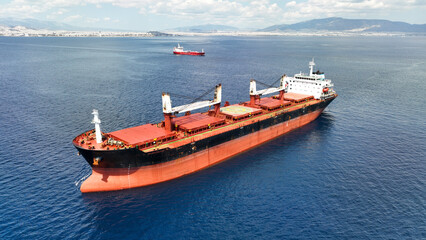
[0,36,425,239]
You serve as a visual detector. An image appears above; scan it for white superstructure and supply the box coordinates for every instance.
[173,43,184,53]
[285,59,335,99]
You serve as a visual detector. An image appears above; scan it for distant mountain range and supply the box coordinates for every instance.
[168,24,239,32]
[1,17,425,34]
[0,17,128,32]
[0,18,79,30]
[259,17,426,33]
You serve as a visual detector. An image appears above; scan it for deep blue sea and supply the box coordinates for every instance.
[0,36,425,239]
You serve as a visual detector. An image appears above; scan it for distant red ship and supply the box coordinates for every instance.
[173,43,205,56]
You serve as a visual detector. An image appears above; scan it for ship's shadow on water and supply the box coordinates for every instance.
[79,112,336,238]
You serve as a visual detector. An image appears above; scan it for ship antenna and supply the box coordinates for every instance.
[309,58,315,76]
[91,109,102,144]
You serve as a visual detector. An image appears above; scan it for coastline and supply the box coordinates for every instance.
[1,27,424,37]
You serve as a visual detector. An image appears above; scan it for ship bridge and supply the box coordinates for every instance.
[287,59,335,99]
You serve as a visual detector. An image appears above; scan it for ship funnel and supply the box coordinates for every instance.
[91,109,102,144]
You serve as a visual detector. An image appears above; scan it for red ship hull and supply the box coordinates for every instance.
[173,51,205,56]
[80,107,326,193]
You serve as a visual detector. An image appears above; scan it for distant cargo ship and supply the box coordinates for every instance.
[73,59,337,193]
[173,43,205,56]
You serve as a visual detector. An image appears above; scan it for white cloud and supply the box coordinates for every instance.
[63,14,82,22]
[142,0,285,27]
[281,0,425,23]
[0,0,285,27]
[86,17,100,23]
[286,1,297,7]
[0,0,79,18]
[46,8,68,19]
[0,0,425,27]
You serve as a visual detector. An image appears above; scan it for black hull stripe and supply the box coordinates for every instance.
[76,97,335,168]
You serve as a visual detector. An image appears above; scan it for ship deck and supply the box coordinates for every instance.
[243,97,292,111]
[283,92,313,102]
[220,105,262,120]
[109,124,175,146]
[172,113,225,132]
[73,93,327,152]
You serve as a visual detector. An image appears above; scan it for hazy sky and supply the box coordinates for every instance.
[0,0,425,31]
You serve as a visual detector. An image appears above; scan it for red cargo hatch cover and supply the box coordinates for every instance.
[172,113,225,131]
[220,105,262,118]
[258,97,291,110]
[109,124,173,145]
[284,92,313,102]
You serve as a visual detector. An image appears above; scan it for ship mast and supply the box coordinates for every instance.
[162,84,222,132]
[91,109,102,144]
[309,58,315,76]
[250,75,288,105]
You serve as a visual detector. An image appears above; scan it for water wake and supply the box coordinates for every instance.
[74,172,91,188]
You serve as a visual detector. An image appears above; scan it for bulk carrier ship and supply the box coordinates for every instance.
[73,59,337,193]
